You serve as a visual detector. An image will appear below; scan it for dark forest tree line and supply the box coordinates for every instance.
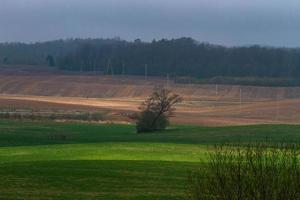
[1,38,300,79]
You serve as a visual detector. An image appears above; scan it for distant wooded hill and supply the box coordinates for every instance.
[1,38,300,80]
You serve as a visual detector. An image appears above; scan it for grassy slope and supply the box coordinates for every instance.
[0,120,300,200]
[1,120,300,147]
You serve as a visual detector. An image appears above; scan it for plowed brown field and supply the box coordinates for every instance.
[1,65,300,126]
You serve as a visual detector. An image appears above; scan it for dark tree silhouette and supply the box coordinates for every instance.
[136,87,183,133]
[2,38,300,85]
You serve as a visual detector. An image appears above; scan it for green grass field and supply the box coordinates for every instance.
[0,120,300,200]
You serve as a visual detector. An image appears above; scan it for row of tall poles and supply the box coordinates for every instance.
[106,60,149,79]
[106,61,282,121]
[108,60,278,120]
[106,61,172,87]
[215,85,281,120]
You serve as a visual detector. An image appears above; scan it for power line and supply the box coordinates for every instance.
[216,84,218,96]
[166,73,170,88]
[122,61,125,76]
[106,59,114,76]
[144,64,148,81]
[276,92,279,121]
[239,87,242,114]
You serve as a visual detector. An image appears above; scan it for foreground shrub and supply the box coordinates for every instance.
[188,143,300,200]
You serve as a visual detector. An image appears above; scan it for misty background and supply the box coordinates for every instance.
[1,0,300,47]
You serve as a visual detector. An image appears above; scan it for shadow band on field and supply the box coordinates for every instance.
[0,160,200,200]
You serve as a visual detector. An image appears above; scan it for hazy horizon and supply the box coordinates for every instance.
[1,0,300,47]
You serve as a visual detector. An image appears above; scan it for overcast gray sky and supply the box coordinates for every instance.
[1,0,300,47]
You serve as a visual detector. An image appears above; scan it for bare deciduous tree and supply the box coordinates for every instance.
[135,86,183,133]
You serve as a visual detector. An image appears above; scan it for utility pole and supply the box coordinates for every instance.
[106,59,109,75]
[276,92,279,121]
[239,87,242,114]
[106,59,114,76]
[174,73,177,85]
[145,64,148,81]
[216,84,219,100]
[166,73,170,88]
[122,61,125,76]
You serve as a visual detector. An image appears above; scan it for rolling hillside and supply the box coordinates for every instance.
[1,65,300,126]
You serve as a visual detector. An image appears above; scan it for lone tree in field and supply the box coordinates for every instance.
[136,86,183,133]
